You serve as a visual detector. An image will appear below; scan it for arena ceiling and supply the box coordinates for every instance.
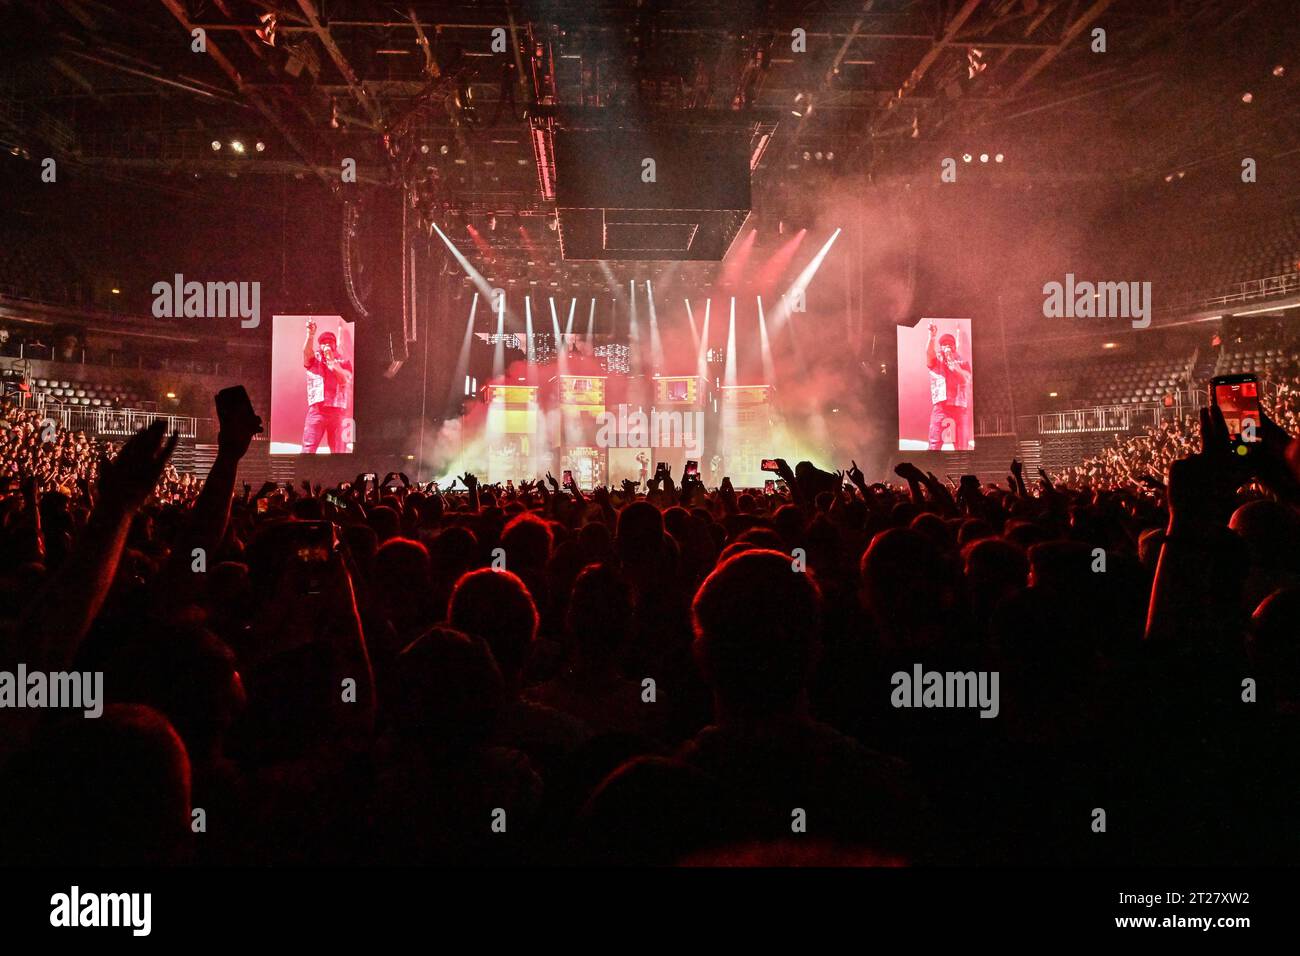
[2,1,1298,238]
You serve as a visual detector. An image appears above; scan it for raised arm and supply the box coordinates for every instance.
[2,422,176,759]
[1145,406,1245,643]
[303,319,317,368]
[154,391,263,605]
[894,461,926,507]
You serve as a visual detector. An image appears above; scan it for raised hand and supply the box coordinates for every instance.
[621,478,639,497]
[894,461,925,483]
[216,394,263,459]
[1166,404,1242,530]
[546,471,560,492]
[459,472,479,490]
[1248,407,1300,502]
[847,459,866,487]
[95,420,178,514]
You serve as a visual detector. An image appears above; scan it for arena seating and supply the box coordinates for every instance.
[1144,199,1300,304]
[0,226,84,304]
[1073,355,1194,406]
[1216,344,1295,376]
[28,375,147,407]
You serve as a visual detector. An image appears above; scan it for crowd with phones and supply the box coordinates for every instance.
[1063,366,1300,489]
[0,398,199,504]
[0,384,1298,867]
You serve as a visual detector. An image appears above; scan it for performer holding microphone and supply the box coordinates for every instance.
[926,321,972,450]
[301,319,353,454]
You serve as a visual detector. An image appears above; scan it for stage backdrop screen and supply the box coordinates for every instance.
[897,318,974,451]
[270,314,356,455]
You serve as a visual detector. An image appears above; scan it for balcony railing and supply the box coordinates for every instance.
[33,402,198,440]
[1167,270,1300,313]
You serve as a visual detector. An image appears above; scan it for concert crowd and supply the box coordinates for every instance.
[1,386,1298,866]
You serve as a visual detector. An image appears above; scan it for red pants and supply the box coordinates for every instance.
[302,404,345,454]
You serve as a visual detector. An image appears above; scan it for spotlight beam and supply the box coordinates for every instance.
[550,296,566,376]
[770,227,841,335]
[721,297,738,461]
[433,221,517,325]
[493,288,506,382]
[756,295,776,387]
[724,296,738,389]
[646,280,664,372]
[448,292,480,410]
[524,296,534,362]
[627,279,641,375]
[697,298,712,384]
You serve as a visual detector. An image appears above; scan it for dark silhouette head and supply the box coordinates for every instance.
[567,563,633,665]
[860,527,958,638]
[448,568,539,685]
[692,548,822,716]
[501,512,554,571]
[108,625,244,763]
[390,626,505,754]
[3,705,191,865]
[616,500,666,561]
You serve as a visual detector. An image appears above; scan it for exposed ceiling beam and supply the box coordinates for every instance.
[872,0,985,132]
[62,48,247,105]
[211,0,277,67]
[296,0,386,131]
[157,0,328,184]
[918,0,1066,140]
[766,1,875,181]
[824,0,876,88]
[1002,0,1117,100]
[49,56,100,97]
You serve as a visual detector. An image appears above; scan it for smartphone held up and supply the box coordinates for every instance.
[1210,373,1262,456]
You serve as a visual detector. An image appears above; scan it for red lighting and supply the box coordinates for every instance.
[757,229,808,290]
[530,125,556,200]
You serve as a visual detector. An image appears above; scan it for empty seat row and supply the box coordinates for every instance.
[30,378,147,406]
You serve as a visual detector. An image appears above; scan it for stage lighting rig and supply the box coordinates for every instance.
[255,12,277,47]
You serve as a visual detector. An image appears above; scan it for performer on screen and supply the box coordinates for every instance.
[636,451,650,486]
[302,320,353,454]
[926,322,972,450]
